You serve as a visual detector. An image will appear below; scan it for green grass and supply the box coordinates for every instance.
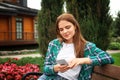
[111,53,120,66]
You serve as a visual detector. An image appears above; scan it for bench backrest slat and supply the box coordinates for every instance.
[92,64,120,80]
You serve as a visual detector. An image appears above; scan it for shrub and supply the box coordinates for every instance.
[108,42,120,50]
[0,57,44,70]
[0,57,44,80]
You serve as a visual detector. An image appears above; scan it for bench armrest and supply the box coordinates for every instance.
[22,72,43,80]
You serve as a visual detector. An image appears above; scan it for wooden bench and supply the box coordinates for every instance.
[22,64,120,80]
[92,64,120,80]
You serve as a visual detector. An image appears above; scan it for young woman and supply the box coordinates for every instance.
[38,13,114,80]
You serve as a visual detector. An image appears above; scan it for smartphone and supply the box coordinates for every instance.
[56,59,68,65]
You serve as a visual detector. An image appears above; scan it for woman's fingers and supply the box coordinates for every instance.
[59,65,70,72]
[68,58,82,68]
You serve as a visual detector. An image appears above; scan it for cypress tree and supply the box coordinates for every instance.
[37,0,64,57]
[114,11,120,37]
[66,0,113,50]
[93,0,113,50]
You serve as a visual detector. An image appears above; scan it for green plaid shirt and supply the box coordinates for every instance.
[43,39,114,80]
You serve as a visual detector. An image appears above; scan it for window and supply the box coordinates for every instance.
[34,20,38,39]
[16,18,23,39]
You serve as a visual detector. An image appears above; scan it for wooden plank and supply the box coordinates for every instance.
[92,73,113,80]
[92,64,120,80]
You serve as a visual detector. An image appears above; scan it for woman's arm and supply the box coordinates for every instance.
[62,42,114,68]
[86,42,114,66]
[43,41,57,75]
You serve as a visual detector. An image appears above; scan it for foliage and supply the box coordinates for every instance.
[0,57,44,72]
[110,37,120,43]
[108,42,120,50]
[111,53,120,66]
[80,16,99,43]
[66,0,113,50]
[65,0,80,22]
[110,21,116,37]
[0,58,41,80]
[37,0,64,57]
[114,11,120,37]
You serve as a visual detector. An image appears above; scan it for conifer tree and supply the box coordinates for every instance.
[114,11,120,37]
[66,0,113,50]
[37,0,64,57]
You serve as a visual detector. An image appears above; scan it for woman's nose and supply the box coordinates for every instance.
[63,29,67,33]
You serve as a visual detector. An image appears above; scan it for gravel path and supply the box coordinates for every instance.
[0,50,120,59]
[106,50,120,54]
[0,54,41,59]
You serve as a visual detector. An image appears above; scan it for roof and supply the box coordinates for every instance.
[0,2,38,16]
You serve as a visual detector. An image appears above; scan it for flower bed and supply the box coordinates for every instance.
[0,58,40,80]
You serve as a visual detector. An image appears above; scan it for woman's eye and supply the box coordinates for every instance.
[59,28,63,31]
[59,25,71,31]
[66,25,71,29]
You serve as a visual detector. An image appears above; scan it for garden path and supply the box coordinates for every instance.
[0,50,120,59]
[0,53,41,59]
[106,50,120,54]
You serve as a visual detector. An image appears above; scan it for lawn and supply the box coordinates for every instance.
[111,53,120,66]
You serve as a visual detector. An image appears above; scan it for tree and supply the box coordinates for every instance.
[37,0,64,57]
[92,0,113,50]
[66,0,113,50]
[114,11,120,37]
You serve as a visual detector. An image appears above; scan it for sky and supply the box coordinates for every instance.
[27,0,41,10]
[27,0,120,18]
[109,0,120,17]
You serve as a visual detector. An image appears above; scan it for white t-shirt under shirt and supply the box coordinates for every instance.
[56,42,81,80]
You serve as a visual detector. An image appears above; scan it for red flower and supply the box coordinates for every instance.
[0,58,40,80]
[7,75,13,80]
[13,58,19,60]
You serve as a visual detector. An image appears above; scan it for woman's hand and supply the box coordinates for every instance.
[54,64,70,72]
[68,58,92,68]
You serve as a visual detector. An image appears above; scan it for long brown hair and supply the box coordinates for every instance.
[56,13,86,58]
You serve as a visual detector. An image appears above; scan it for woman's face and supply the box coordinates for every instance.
[58,20,76,43]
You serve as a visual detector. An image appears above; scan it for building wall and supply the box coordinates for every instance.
[23,15,34,40]
[11,16,16,40]
[0,15,35,41]
[0,16,9,40]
